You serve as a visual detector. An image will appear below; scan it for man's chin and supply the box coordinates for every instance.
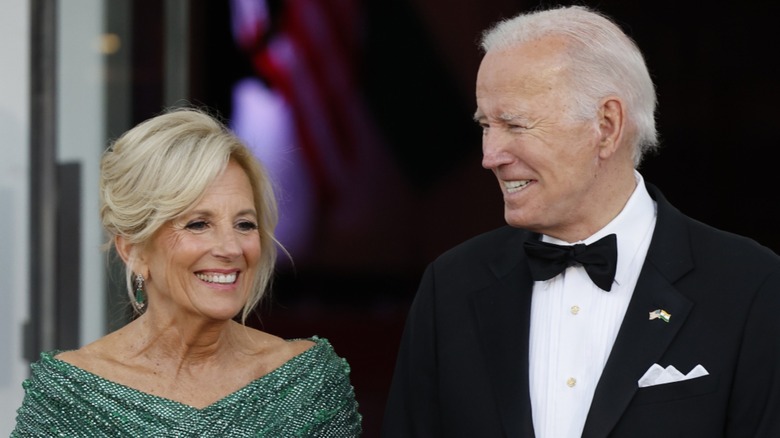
[504,211,531,229]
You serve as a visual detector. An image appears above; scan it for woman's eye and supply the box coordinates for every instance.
[185,220,209,231]
[237,221,258,232]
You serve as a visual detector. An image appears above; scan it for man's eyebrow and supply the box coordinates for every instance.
[499,112,526,122]
[474,111,529,122]
[473,110,519,121]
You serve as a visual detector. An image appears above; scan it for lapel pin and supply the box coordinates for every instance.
[649,309,671,323]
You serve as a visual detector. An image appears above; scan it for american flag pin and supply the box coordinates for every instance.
[649,309,671,322]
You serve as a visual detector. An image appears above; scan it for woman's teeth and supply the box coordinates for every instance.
[196,273,237,284]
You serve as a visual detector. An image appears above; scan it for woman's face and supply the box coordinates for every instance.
[141,160,262,322]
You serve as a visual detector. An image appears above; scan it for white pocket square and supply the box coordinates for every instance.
[638,363,709,388]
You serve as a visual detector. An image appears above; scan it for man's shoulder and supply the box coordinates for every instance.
[652,185,780,271]
[685,215,780,266]
[419,226,529,292]
[433,225,530,266]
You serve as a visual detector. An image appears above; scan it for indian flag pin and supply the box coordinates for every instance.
[649,309,671,323]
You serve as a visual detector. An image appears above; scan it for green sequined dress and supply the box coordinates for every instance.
[12,337,362,437]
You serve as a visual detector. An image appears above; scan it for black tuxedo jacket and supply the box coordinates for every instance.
[382,185,780,437]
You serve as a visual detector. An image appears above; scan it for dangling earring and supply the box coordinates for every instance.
[134,273,146,310]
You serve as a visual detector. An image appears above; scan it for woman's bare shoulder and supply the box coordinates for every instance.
[53,328,133,375]
[235,327,316,368]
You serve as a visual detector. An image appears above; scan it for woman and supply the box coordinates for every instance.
[12,108,362,437]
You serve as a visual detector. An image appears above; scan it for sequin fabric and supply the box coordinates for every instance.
[12,337,362,437]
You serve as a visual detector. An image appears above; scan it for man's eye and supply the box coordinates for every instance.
[185,220,209,231]
[237,221,258,232]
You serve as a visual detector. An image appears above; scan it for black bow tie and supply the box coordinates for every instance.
[523,234,618,291]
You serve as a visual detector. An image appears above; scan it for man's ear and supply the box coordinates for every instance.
[597,97,625,159]
[115,235,147,277]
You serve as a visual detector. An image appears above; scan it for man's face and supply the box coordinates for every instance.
[475,36,606,241]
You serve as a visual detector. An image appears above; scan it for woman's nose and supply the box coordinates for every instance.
[212,228,242,259]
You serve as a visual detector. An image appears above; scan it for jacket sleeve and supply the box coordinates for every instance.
[382,264,442,438]
[726,267,780,437]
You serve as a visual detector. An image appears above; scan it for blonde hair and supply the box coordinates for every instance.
[100,107,279,322]
[480,5,659,166]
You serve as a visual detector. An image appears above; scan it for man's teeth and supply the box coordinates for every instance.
[504,180,530,193]
[196,273,237,284]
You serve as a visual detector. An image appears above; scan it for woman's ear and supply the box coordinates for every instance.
[115,235,147,277]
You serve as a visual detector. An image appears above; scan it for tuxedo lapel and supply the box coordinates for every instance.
[469,230,536,438]
[582,185,695,438]
[581,265,693,437]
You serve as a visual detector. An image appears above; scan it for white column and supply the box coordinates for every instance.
[0,0,31,435]
[58,0,106,345]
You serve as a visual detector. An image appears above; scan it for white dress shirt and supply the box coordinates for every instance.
[528,172,658,438]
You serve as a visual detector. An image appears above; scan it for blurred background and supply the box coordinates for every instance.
[2,0,779,436]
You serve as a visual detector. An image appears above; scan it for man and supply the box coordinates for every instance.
[382,5,780,438]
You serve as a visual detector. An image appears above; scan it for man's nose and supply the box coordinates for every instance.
[481,132,513,169]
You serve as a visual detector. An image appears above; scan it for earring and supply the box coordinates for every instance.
[134,273,146,310]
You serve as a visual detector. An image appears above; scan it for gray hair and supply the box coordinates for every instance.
[480,5,658,166]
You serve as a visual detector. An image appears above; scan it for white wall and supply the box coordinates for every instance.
[0,1,107,434]
[0,0,31,435]
[58,0,106,345]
